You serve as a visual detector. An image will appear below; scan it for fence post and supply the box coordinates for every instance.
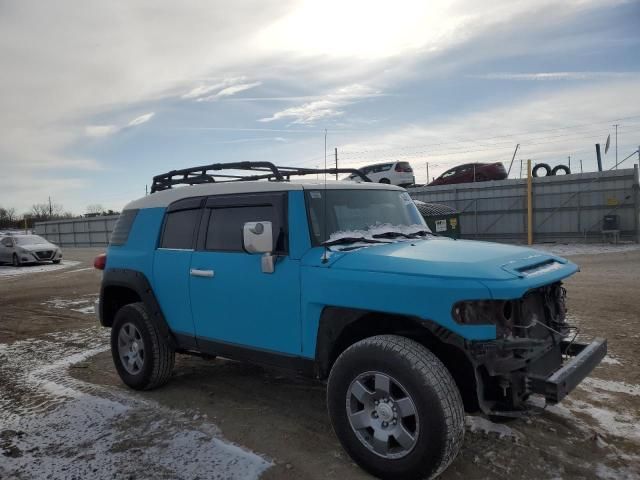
[633,163,639,244]
[527,159,533,245]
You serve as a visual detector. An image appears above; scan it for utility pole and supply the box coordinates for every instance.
[568,156,571,172]
[613,124,619,168]
[145,184,148,196]
[426,162,429,184]
[334,148,338,180]
[507,144,520,177]
[48,196,53,217]
[580,160,583,173]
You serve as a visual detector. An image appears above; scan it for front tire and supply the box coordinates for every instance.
[52,259,61,264]
[111,302,175,390]
[327,335,464,480]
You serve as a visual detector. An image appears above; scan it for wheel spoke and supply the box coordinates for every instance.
[374,373,390,395]
[350,380,373,403]
[349,410,371,430]
[118,328,130,346]
[372,430,389,455]
[395,397,416,418]
[133,357,142,371]
[393,425,416,450]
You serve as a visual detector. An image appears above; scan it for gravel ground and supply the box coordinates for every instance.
[0,246,639,479]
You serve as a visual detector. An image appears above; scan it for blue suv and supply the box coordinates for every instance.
[97,162,606,480]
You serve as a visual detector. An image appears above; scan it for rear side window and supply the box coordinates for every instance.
[205,205,274,252]
[160,209,200,249]
[109,209,138,246]
[397,161,412,172]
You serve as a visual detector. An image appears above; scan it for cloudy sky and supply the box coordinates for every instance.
[1,0,639,214]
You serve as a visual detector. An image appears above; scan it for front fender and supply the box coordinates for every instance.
[300,265,496,358]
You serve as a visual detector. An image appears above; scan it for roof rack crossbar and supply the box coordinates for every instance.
[150,162,370,193]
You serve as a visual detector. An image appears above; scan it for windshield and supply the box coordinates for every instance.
[305,189,427,245]
[15,235,49,245]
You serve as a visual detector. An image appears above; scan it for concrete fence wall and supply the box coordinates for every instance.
[408,166,640,244]
[34,215,119,247]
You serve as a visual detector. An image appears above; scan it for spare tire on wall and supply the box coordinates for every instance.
[532,163,551,177]
[552,165,571,175]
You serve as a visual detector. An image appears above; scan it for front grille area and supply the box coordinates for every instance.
[35,250,53,260]
[513,283,568,340]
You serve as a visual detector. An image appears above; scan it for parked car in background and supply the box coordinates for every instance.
[428,162,507,186]
[0,234,63,266]
[345,161,415,186]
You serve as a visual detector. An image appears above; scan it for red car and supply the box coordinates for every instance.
[428,162,507,186]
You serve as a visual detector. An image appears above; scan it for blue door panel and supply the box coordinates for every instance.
[153,249,196,336]
[190,252,301,355]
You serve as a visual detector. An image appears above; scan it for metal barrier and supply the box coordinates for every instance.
[34,215,119,247]
[408,166,639,244]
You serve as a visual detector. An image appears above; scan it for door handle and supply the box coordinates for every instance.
[190,268,214,278]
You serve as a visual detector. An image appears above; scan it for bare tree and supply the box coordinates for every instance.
[86,204,105,215]
[31,202,66,221]
[0,207,18,229]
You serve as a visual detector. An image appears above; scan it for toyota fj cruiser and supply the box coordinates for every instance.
[96,162,606,480]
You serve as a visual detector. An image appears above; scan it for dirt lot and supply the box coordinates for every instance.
[1,246,639,479]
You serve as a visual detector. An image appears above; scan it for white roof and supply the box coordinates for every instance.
[125,179,404,210]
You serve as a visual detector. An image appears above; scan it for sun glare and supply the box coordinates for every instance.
[254,0,463,59]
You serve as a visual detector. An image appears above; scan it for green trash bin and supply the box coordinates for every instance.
[414,201,461,239]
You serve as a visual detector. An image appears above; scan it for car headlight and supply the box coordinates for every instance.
[452,300,515,337]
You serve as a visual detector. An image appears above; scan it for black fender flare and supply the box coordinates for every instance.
[99,268,183,349]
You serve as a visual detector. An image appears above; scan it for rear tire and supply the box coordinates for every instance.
[111,302,175,390]
[327,335,464,480]
[379,178,391,184]
[12,254,20,267]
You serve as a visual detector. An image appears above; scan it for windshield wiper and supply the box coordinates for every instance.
[371,230,432,239]
[321,236,390,247]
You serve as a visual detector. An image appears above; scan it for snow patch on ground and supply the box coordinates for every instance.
[565,398,640,442]
[465,416,522,440]
[532,243,640,257]
[582,378,640,398]
[0,260,80,278]
[0,328,272,479]
[42,294,98,315]
[601,355,622,366]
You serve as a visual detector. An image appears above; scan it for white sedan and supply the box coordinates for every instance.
[0,234,63,266]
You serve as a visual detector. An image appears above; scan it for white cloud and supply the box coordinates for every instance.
[198,82,262,101]
[259,84,379,124]
[181,77,248,99]
[85,125,119,138]
[127,112,155,127]
[470,72,639,81]
[84,113,155,139]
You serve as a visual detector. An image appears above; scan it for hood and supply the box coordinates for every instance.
[324,238,576,282]
[18,242,58,252]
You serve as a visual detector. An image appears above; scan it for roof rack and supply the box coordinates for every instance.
[150,161,371,193]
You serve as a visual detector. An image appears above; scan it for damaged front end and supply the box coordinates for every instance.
[453,282,606,416]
